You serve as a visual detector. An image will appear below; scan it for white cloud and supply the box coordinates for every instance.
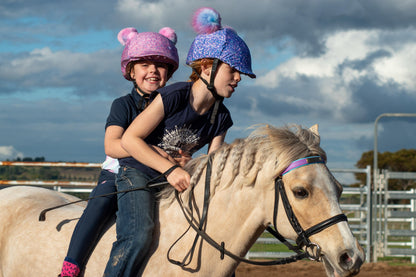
[374,43,416,91]
[5,47,96,79]
[258,28,416,89]
[255,29,416,120]
[256,30,379,88]
[0,146,24,160]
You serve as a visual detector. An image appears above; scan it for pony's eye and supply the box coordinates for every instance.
[292,187,309,199]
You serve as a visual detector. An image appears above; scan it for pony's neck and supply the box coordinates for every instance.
[155,182,268,275]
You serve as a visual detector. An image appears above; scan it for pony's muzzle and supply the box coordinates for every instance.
[338,249,363,276]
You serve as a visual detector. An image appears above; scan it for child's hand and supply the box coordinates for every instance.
[166,167,190,192]
[174,149,192,167]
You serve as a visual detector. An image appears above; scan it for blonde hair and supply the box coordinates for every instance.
[187,58,215,82]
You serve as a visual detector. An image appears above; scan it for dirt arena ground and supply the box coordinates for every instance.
[235,260,416,277]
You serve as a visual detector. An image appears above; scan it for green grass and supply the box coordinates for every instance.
[378,256,416,267]
[249,242,291,253]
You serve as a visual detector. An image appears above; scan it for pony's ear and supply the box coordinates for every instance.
[309,124,319,136]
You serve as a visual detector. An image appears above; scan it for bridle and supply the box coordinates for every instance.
[168,155,348,267]
[270,156,348,260]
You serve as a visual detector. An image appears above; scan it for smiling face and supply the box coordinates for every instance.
[130,60,169,94]
[213,62,242,98]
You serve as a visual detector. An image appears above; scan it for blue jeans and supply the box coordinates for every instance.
[104,166,157,277]
[64,169,117,270]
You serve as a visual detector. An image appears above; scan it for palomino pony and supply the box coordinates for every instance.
[0,124,364,277]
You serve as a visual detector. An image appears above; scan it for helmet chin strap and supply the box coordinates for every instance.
[133,80,151,110]
[193,58,224,124]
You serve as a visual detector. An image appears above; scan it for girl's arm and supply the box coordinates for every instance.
[104,125,129,158]
[207,131,227,154]
[121,95,190,191]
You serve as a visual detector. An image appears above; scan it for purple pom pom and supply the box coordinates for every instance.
[117,27,138,45]
[159,27,177,45]
[192,7,221,35]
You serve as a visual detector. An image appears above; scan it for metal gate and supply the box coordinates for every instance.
[373,170,416,263]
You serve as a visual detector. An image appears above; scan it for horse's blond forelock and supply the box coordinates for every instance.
[159,124,326,205]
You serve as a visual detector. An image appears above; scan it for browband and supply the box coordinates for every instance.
[282,156,325,176]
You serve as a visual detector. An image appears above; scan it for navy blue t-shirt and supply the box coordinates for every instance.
[118,82,233,178]
[105,88,156,130]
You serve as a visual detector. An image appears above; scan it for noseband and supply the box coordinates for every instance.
[169,155,348,267]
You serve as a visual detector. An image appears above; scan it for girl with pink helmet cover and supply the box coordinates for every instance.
[58,26,179,277]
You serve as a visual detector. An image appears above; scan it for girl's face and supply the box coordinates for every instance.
[130,61,169,94]
[213,63,242,98]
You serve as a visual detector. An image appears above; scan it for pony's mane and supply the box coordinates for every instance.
[158,124,326,204]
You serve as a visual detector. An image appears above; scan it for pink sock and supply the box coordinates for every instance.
[60,260,80,277]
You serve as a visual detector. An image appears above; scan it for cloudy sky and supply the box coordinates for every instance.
[1,0,416,181]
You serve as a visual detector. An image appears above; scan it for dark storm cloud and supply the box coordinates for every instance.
[222,0,416,56]
[4,1,416,57]
[346,79,416,123]
[355,119,416,155]
[337,49,392,72]
[251,72,416,125]
[230,80,331,118]
[0,48,124,96]
[0,97,110,161]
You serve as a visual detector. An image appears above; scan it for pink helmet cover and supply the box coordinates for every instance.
[118,27,179,81]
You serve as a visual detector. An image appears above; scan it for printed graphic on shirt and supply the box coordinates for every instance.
[158,125,200,158]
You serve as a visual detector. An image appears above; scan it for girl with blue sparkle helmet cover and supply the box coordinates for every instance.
[187,6,256,124]
[103,7,255,276]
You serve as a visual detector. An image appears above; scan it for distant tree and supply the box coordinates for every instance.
[34,157,45,162]
[355,149,416,190]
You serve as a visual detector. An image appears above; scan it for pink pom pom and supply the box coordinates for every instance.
[117,27,138,45]
[159,27,177,45]
[192,7,221,35]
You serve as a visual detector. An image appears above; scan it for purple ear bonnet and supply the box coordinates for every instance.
[186,7,256,78]
[118,27,179,80]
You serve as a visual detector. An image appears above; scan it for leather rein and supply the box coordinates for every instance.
[168,155,348,267]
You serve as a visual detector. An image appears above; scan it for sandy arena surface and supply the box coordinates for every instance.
[235,260,415,277]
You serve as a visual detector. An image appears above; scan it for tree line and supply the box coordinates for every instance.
[0,157,100,182]
[355,149,416,190]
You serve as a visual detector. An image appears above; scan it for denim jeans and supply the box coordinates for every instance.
[65,169,117,270]
[104,166,157,277]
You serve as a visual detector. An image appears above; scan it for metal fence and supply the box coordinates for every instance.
[0,161,100,193]
[373,170,416,263]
